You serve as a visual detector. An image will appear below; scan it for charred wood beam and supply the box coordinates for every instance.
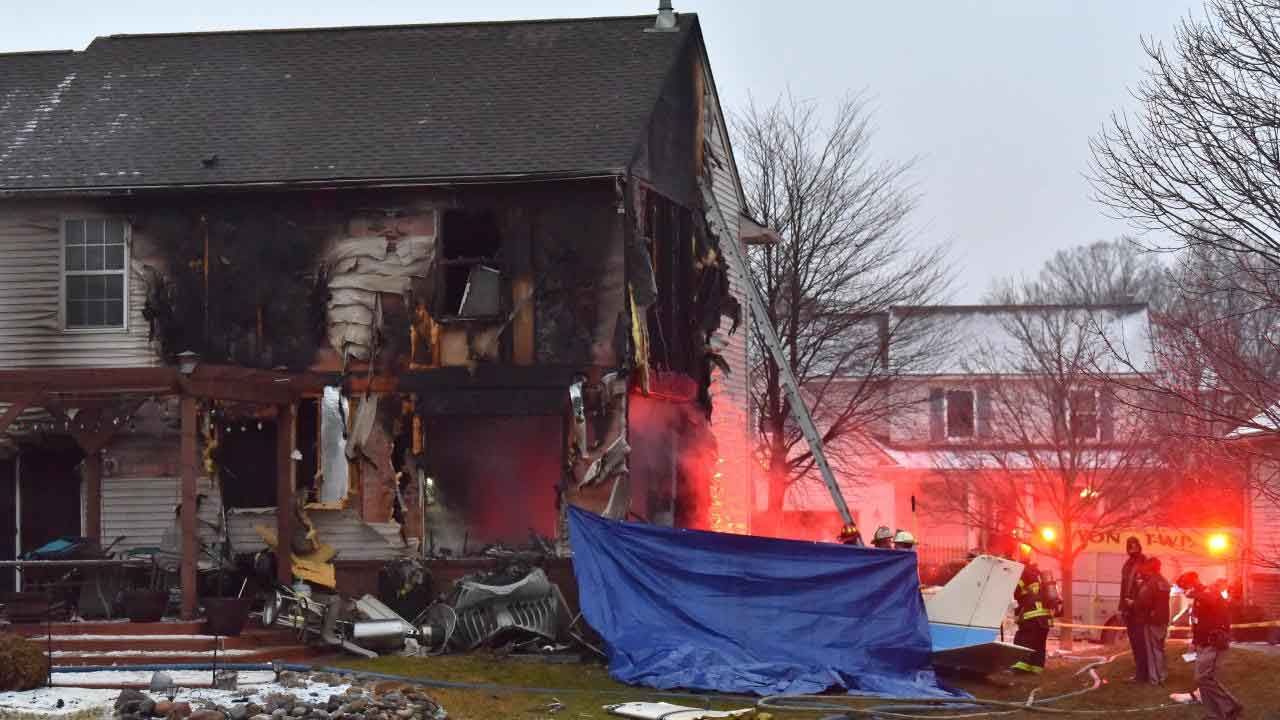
[276,402,296,586]
[350,366,583,394]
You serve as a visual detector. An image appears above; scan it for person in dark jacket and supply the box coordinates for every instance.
[1011,560,1053,673]
[1134,556,1170,685]
[1119,536,1148,682]
[1176,572,1243,720]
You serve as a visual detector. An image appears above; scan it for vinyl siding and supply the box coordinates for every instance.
[225,507,405,562]
[100,475,223,553]
[701,60,755,531]
[0,203,159,369]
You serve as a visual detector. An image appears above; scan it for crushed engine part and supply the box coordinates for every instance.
[447,567,568,651]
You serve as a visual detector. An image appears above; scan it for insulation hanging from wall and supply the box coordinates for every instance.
[325,211,437,364]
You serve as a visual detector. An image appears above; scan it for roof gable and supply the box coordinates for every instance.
[0,14,696,192]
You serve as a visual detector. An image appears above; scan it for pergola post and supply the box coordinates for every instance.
[83,452,102,542]
[276,402,295,586]
[179,395,199,620]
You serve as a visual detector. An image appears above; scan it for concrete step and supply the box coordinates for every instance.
[51,645,320,667]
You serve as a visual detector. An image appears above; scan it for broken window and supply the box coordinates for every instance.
[439,210,503,318]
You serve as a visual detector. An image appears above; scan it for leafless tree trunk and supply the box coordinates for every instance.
[1089,0,1280,567]
[931,301,1174,649]
[734,92,951,531]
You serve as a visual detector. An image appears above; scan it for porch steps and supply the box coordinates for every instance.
[11,620,321,667]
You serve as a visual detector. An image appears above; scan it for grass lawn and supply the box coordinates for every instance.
[334,642,1280,719]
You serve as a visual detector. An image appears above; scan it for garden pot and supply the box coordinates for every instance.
[202,597,252,636]
[121,590,168,623]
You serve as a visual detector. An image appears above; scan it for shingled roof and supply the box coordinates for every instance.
[0,14,697,193]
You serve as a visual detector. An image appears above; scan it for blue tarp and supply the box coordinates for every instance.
[568,507,961,698]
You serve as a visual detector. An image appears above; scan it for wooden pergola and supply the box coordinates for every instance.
[0,364,337,618]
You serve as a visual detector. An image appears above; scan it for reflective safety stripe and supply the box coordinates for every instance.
[1027,582,1040,593]
[1022,608,1052,620]
[1011,661,1044,674]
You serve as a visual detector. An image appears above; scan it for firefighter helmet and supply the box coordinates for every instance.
[872,526,894,548]
[893,529,917,550]
[837,524,863,546]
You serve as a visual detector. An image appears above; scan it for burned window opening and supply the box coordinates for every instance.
[641,190,696,375]
[439,210,504,319]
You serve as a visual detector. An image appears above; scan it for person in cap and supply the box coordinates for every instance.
[1010,549,1053,673]
[1176,571,1242,720]
[1119,536,1149,682]
[871,526,895,549]
[892,529,916,551]
[1134,556,1171,685]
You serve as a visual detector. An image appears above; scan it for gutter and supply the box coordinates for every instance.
[0,169,625,199]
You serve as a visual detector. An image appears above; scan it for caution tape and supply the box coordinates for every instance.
[1054,620,1280,631]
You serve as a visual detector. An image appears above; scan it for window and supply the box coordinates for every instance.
[64,218,127,329]
[946,389,975,438]
[1070,389,1099,440]
[439,210,503,318]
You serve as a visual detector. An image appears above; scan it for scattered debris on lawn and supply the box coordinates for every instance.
[605,703,755,720]
[2,670,447,720]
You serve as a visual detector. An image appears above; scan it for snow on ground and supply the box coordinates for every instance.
[4,672,352,719]
[50,670,278,687]
[0,686,118,719]
[50,648,258,658]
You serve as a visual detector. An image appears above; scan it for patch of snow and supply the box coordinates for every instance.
[51,648,258,658]
[51,670,277,687]
[0,686,117,717]
[29,635,216,641]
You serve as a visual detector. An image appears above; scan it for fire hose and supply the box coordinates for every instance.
[758,651,1189,718]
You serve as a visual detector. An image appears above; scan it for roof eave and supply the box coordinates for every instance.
[0,167,627,198]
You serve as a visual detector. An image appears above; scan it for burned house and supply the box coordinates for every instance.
[0,8,762,614]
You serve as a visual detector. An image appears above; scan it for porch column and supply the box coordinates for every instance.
[83,452,102,542]
[276,402,295,586]
[180,395,199,619]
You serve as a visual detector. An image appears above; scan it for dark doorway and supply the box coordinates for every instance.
[217,421,279,509]
[19,445,84,557]
[0,457,15,592]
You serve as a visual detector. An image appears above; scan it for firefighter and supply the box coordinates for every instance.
[871,526,895,549]
[1176,572,1243,720]
[892,529,917,551]
[837,523,864,547]
[1011,553,1053,674]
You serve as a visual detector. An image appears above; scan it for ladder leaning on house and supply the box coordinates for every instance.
[699,179,854,527]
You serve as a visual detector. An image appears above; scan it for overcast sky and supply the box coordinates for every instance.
[2,0,1203,301]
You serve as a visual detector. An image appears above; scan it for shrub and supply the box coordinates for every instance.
[0,633,49,691]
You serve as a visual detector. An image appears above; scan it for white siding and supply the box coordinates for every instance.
[100,475,222,553]
[1251,462,1280,576]
[701,61,756,531]
[0,203,158,369]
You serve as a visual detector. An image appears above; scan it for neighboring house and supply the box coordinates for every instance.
[1229,409,1280,616]
[0,7,762,613]
[785,303,1241,626]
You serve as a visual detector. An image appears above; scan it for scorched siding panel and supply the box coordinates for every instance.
[0,203,158,369]
[701,60,755,530]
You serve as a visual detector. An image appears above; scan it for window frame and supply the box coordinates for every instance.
[60,215,130,333]
[1068,388,1101,441]
[945,388,977,439]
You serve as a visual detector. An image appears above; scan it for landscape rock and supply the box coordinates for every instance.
[189,710,227,720]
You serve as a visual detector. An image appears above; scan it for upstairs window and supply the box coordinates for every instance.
[439,210,503,319]
[946,389,975,438]
[64,218,128,329]
[1070,389,1099,440]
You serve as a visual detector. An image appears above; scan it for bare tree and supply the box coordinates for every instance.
[986,237,1169,309]
[1089,0,1280,564]
[734,92,951,529]
[931,298,1173,648]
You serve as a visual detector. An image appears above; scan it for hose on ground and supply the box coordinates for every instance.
[761,651,1185,718]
